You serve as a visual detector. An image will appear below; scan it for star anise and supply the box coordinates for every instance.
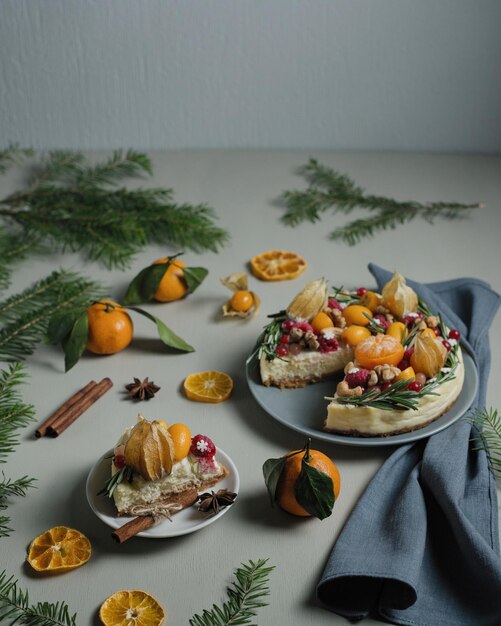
[125,377,160,401]
[197,489,237,516]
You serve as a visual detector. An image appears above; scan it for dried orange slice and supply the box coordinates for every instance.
[183,371,233,403]
[27,526,91,573]
[250,249,307,281]
[99,590,165,626]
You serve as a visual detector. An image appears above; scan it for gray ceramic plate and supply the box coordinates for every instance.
[246,351,478,447]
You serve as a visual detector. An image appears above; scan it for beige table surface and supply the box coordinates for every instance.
[2,150,501,625]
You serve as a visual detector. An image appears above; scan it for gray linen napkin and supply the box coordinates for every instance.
[317,264,501,626]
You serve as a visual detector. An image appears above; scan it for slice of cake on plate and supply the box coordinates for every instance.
[100,416,228,516]
[250,272,465,437]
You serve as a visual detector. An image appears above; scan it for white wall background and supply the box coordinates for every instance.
[1,0,500,153]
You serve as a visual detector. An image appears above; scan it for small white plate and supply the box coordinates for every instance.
[86,448,239,538]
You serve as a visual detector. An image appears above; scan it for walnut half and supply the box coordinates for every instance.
[336,381,363,398]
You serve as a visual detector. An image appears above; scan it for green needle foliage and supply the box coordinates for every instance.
[468,407,501,477]
[0,570,76,626]
[189,559,274,626]
[281,158,481,245]
[0,270,104,362]
[0,363,36,538]
[0,147,228,282]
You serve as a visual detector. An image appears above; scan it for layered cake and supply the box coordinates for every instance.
[252,273,464,437]
[101,416,227,515]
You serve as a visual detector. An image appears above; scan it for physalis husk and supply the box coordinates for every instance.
[381,272,418,319]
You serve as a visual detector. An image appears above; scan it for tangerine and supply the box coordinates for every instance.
[153,257,188,302]
[168,423,192,461]
[250,249,307,281]
[342,305,373,327]
[99,590,164,626]
[86,300,133,355]
[395,366,416,383]
[183,371,233,403]
[276,449,340,517]
[311,312,334,333]
[341,325,371,347]
[359,290,381,312]
[230,290,254,312]
[27,526,91,574]
[354,333,405,369]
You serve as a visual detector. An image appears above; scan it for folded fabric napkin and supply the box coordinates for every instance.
[317,264,501,626]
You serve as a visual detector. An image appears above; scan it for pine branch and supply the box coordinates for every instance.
[0,270,105,361]
[281,158,481,245]
[0,570,77,626]
[0,149,229,272]
[467,407,501,476]
[0,145,33,176]
[189,559,274,626]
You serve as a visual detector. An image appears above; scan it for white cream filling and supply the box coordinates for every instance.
[324,353,465,435]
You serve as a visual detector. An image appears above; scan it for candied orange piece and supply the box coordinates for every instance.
[99,590,165,626]
[27,526,91,574]
[249,250,307,281]
[355,334,405,369]
[183,371,233,403]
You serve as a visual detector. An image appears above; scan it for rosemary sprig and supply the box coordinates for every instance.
[189,558,274,626]
[98,465,134,498]
[0,148,228,281]
[467,408,501,477]
[247,311,287,363]
[0,570,77,626]
[281,158,481,245]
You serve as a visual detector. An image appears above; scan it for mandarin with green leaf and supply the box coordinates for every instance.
[276,448,340,517]
[152,257,188,302]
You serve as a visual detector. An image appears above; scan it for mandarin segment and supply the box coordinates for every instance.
[250,249,307,281]
[342,304,373,327]
[27,526,91,574]
[99,590,165,626]
[183,371,233,403]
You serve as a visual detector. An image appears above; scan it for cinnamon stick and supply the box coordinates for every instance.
[35,380,97,438]
[111,489,199,543]
[47,377,113,437]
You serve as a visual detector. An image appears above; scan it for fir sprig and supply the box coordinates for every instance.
[0,270,104,362]
[189,559,274,626]
[467,407,501,477]
[0,570,77,626]
[0,149,229,277]
[98,464,134,498]
[281,158,481,245]
[0,363,36,537]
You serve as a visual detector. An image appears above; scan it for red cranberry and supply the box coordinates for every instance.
[374,314,390,329]
[114,454,125,469]
[327,298,342,311]
[282,319,294,332]
[380,382,392,391]
[398,359,410,371]
[434,327,441,336]
[408,381,423,392]
[449,329,461,341]
[356,287,367,296]
[279,334,289,344]
[276,345,289,357]
[294,322,313,333]
[442,340,452,351]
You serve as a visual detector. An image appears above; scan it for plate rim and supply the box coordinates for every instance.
[246,348,478,447]
[86,446,240,538]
